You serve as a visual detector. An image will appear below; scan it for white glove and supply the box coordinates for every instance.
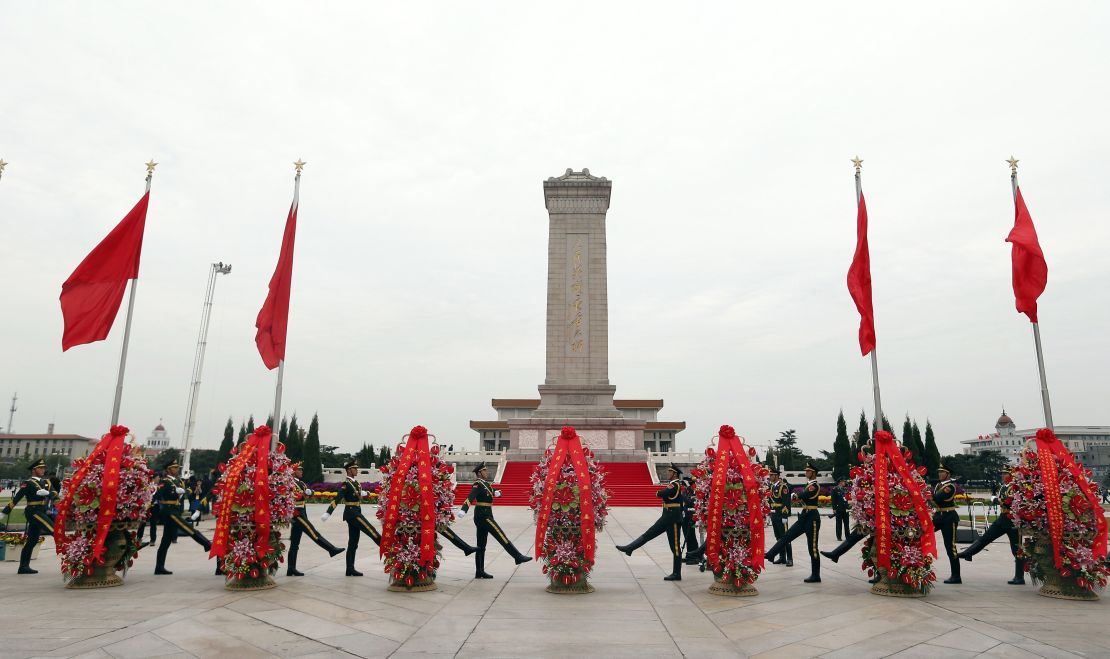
[360,490,369,497]
[459,508,468,517]
[190,510,201,521]
[321,512,331,522]
[304,488,314,497]
[494,490,502,498]
[36,489,50,496]
[175,487,186,495]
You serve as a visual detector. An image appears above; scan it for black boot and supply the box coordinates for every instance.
[320,537,346,558]
[1008,560,1026,585]
[475,550,493,579]
[616,536,646,556]
[287,546,303,576]
[442,530,476,556]
[958,539,984,562]
[803,556,821,583]
[18,543,37,574]
[155,543,172,575]
[685,542,705,565]
[944,557,961,584]
[663,555,682,581]
[346,547,362,576]
[196,531,212,554]
[509,546,533,566]
[215,558,223,576]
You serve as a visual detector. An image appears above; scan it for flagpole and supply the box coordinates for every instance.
[271,160,302,451]
[1009,157,1054,430]
[854,157,884,432]
[0,158,8,183]
[110,160,156,426]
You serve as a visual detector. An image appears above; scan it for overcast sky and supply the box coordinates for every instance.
[2,3,1108,460]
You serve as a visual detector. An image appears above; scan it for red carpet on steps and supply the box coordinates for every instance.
[453,461,664,506]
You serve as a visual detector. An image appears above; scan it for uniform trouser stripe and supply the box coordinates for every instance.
[357,516,381,540]
[170,515,196,536]
[673,524,680,555]
[32,514,54,535]
[296,516,320,541]
[486,519,509,545]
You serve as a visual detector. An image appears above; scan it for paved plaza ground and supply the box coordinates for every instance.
[1,506,1107,658]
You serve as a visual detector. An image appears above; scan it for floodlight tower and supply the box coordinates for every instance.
[181,262,232,476]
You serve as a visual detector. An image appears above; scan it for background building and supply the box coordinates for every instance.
[143,421,172,459]
[962,411,1110,476]
[0,423,96,463]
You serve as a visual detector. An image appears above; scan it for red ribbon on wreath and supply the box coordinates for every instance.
[705,425,765,571]
[872,431,936,571]
[209,428,270,559]
[1034,428,1108,568]
[54,425,130,562]
[380,426,438,567]
[534,427,596,564]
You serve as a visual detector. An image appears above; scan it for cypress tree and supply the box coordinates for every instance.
[924,421,941,479]
[246,415,256,436]
[832,410,851,480]
[302,413,323,483]
[237,422,247,444]
[285,414,303,462]
[278,418,289,448]
[854,411,871,461]
[902,415,918,463]
[377,445,392,467]
[217,418,235,464]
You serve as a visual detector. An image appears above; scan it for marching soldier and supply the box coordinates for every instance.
[286,461,344,576]
[0,458,57,574]
[958,467,1024,584]
[768,470,793,566]
[321,458,380,576]
[459,462,531,578]
[154,458,212,575]
[680,476,701,565]
[832,479,851,541]
[765,462,822,583]
[616,464,685,581]
[932,462,962,584]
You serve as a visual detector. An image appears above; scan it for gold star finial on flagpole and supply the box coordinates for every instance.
[1006,156,1019,173]
[294,159,306,174]
[145,159,158,175]
[0,159,8,175]
[851,156,863,174]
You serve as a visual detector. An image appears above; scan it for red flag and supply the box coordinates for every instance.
[846,192,875,355]
[255,192,298,369]
[1006,187,1047,323]
[60,192,150,351]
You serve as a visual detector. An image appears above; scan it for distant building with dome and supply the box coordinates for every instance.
[962,411,1110,479]
[143,421,172,458]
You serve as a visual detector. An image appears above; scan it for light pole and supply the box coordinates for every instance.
[181,262,232,476]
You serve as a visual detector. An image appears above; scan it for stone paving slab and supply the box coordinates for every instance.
[1,506,1104,658]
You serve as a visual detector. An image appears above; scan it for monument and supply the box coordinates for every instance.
[473,169,684,459]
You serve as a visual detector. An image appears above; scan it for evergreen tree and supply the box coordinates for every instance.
[217,418,235,464]
[237,422,247,445]
[832,410,851,480]
[266,415,274,428]
[853,411,871,462]
[774,429,806,471]
[901,415,919,464]
[909,421,923,464]
[246,415,256,435]
[878,414,893,433]
[924,421,941,479]
[302,413,323,483]
[285,414,303,462]
[377,444,392,467]
[278,418,289,448]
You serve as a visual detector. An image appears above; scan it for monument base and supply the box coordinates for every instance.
[534,384,623,418]
[507,417,647,452]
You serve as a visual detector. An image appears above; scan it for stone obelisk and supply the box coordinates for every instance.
[507,169,646,456]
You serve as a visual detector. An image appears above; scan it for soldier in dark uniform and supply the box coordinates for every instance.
[286,461,345,576]
[958,467,1024,584]
[136,498,160,549]
[832,479,851,541]
[768,470,793,566]
[460,462,531,578]
[931,463,961,584]
[321,458,380,576]
[765,462,822,583]
[154,459,212,575]
[0,458,57,574]
[680,477,701,565]
[616,464,686,581]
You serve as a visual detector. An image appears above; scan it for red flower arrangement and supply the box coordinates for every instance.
[529,427,610,588]
[54,426,155,581]
[375,426,456,589]
[691,426,771,588]
[1008,429,1108,593]
[209,426,296,582]
[849,431,936,593]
